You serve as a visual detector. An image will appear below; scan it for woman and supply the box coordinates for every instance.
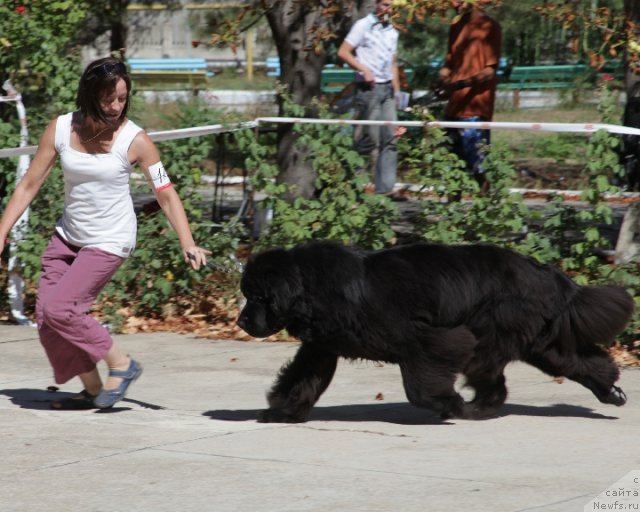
[0,57,211,410]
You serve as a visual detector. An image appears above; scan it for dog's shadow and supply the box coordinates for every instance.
[204,401,618,425]
[1,389,618,422]
[0,388,164,412]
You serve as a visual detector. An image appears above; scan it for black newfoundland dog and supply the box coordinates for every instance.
[237,241,634,422]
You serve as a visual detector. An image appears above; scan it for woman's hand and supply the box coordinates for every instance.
[183,246,212,270]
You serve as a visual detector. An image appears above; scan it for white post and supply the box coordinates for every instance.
[2,80,34,326]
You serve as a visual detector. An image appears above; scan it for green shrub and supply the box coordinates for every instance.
[235,92,397,250]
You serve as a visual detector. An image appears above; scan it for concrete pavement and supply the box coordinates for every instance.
[1,323,639,512]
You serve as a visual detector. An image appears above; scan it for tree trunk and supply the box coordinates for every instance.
[264,2,326,199]
[264,0,374,200]
[110,20,128,55]
[109,0,130,55]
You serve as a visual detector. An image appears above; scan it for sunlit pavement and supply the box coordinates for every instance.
[1,324,639,512]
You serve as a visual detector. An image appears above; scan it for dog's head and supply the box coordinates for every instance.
[237,248,304,338]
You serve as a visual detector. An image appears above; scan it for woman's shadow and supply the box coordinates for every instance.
[0,388,164,412]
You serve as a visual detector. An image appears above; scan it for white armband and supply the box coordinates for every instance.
[148,161,172,192]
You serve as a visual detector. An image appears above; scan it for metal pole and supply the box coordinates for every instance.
[246,27,254,82]
[2,81,34,326]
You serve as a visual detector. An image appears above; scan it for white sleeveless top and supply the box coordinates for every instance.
[54,112,143,258]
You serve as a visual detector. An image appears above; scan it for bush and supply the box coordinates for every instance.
[235,92,397,251]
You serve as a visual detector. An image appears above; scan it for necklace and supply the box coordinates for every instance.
[80,126,110,144]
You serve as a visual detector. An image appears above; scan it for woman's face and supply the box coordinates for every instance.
[98,77,128,123]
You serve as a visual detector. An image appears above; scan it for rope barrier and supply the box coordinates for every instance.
[254,117,640,136]
[2,116,639,159]
[0,96,22,103]
[0,120,258,158]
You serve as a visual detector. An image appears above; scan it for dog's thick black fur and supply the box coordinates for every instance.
[237,241,634,422]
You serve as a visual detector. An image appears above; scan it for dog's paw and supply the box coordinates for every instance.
[450,402,499,420]
[601,385,627,406]
[257,408,306,423]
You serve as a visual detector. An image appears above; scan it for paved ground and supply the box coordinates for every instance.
[1,324,639,512]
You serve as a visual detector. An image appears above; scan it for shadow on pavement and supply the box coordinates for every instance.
[205,403,452,425]
[3,389,617,421]
[0,388,164,412]
[499,402,618,420]
[205,401,619,424]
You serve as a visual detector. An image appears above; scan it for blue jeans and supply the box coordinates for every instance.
[353,82,398,194]
[446,116,491,176]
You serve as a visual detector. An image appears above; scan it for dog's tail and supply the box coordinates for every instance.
[565,285,635,347]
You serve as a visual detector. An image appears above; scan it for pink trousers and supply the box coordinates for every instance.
[36,233,125,384]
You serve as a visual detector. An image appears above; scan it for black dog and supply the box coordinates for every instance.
[237,241,634,422]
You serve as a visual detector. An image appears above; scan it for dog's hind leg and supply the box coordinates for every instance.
[399,355,467,420]
[258,343,338,423]
[525,344,626,406]
[400,326,478,419]
[461,350,510,419]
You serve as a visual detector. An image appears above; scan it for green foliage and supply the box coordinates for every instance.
[1,0,93,283]
[597,76,624,125]
[234,93,397,250]
[533,128,622,282]
[0,1,89,124]
[402,108,530,246]
[0,0,92,317]
[531,133,585,162]
[1,1,89,250]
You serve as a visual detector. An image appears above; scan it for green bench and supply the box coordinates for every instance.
[320,67,414,94]
[321,68,355,93]
[127,58,212,93]
[600,59,624,81]
[498,64,588,108]
[499,64,588,90]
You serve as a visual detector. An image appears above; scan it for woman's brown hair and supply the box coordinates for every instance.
[76,57,131,124]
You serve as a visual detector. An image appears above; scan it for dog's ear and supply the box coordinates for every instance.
[244,248,305,318]
[270,262,304,318]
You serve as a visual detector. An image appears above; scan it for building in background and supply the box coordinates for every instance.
[82,0,275,69]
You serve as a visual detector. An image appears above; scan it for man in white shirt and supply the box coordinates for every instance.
[337,0,404,200]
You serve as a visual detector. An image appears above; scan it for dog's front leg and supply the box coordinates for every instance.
[258,343,338,423]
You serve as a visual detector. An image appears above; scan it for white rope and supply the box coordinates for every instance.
[0,121,259,158]
[1,117,639,159]
[254,117,640,136]
[145,121,257,142]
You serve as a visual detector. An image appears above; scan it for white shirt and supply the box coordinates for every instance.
[54,112,143,258]
[345,13,398,83]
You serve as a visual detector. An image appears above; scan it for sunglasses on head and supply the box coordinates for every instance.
[87,61,127,80]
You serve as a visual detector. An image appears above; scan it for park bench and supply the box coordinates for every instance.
[320,67,414,94]
[264,58,414,94]
[498,64,588,108]
[599,59,624,81]
[499,64,588,90]
[127,58,212,92]
[266,57,280,77]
